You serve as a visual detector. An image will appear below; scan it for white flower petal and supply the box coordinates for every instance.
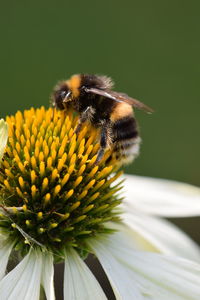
[87,237,143,300]
[123,174,200,217]
[64,247,107,300]
[89,232,200,300]
[0,249,42,300]
[118,251,200,299]
[107,221,160,252]
[41,253,55,300]
[0,240,13,280]
[122,212,200,261]
[0,119,8,162]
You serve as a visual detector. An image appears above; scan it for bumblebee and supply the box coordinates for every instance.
[51,74,153,164]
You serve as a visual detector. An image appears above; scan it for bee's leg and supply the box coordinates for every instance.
[95,122,111,164]
[75,106,95,135]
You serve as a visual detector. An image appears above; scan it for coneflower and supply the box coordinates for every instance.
[0,109,200,300]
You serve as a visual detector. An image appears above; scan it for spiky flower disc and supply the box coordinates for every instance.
[0,107,123,257]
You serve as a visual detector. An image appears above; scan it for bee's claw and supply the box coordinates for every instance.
[95,149,105,165]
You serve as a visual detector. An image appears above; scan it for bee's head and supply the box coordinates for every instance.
[51,75,82,109]
[51,81,73,110]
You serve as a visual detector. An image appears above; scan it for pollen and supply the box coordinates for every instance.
[0,107,123,256]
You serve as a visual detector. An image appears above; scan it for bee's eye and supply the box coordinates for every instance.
[60,90,67,99]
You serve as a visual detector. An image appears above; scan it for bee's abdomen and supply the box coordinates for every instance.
[112,116,141,163]
[113,117,138,141]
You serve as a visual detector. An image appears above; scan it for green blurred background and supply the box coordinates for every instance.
[1,1,200,298]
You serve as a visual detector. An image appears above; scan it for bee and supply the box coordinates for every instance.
[51,74,153,164]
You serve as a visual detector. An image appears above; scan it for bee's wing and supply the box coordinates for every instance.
[84,87,154,113]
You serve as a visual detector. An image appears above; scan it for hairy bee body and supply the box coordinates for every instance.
[111,106,141,164]
[51,74,150,164]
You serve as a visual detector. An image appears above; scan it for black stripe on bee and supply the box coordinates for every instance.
[113,117,139,141]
